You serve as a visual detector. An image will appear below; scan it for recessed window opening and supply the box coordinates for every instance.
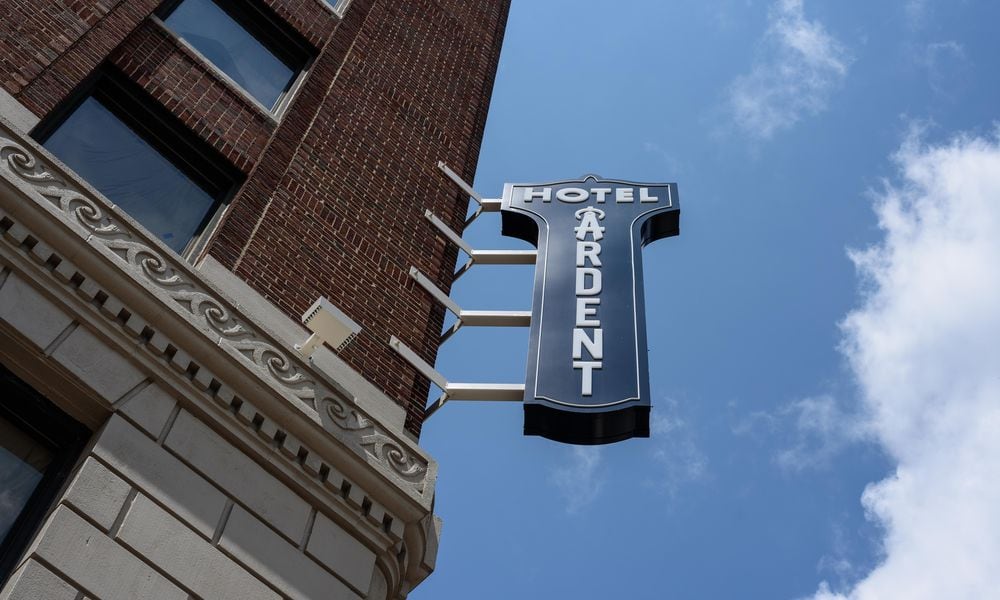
[0,363,89,586]
[322,0,352,17]
[159,0,313,112]
[33,69,243,258]
[0,417,53,542]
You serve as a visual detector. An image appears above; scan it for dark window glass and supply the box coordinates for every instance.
[0,417,53,542]
[164,0,298,109]
[0,364,88,586]
[43,97,219,254]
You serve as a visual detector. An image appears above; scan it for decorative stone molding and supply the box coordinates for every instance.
[0,122,444,595]
[0,118,435,506]
[0,203,406,543]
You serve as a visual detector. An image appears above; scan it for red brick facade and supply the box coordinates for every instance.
[0,0,510,436]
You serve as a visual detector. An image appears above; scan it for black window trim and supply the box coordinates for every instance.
[0,362,90,588]
[30,66,244,260]
[156,0,316,114]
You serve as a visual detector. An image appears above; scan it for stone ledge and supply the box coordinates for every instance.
[196,255,409,437]
[0,115,440,595]
[0,115,435,506]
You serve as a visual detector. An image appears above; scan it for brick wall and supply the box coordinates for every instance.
[109,20,276,173]
[0,0,511,436]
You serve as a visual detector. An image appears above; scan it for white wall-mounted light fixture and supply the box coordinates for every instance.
[296,296,362,357]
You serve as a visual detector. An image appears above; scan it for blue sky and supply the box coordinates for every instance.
[415,1,1000,598]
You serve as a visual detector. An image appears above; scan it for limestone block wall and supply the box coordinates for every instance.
[2,403,386,600]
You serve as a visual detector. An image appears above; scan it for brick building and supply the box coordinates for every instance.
[0,0,510,597]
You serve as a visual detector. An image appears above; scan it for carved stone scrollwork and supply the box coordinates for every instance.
[0,128,431,498]
[322,397,428,488]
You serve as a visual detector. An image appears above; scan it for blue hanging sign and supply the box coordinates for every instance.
[501,176,680,445]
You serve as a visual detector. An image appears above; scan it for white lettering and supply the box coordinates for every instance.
[575,297,600,327]
[616,187,635,203]
[522,185,660,205]
[571,206,607,397]
[575,211,605,241]
[576,240,602,267]
[576,268,602,295]
[556,187,590,203]
[591,188,612,203]
[523,187,551,202]
[572,328,603,360]
[573,361,602,396]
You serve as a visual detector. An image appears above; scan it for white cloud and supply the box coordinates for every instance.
[816,520,872,591]
[924,40,962,60]
[731,395,866,471]
[905,0,931,29]
[920,41,969,99]
[647,400,708,494]
[774,396,866,471]
[550,446,604,515]
[804,129,1000,598]
[548,400,707,513]
[727,0,850,139]
[729,407,778,438]
[642,141,683,174]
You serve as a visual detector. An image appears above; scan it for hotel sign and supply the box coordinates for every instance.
[501,176,680,445]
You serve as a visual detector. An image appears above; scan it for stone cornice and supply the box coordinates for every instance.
[0,116,440,593]
[0,117,434,504]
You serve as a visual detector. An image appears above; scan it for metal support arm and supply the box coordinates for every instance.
[439,309,531,343]
[437,162,502,227]
[388,336,524,419]
[407,267,531,342]
[424,209,536,281]
[471,250,536,265]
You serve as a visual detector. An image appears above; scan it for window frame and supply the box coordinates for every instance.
[319,0,353,18]
[156,0,315,116]
[31,67,244,261]
[0,363,89,587]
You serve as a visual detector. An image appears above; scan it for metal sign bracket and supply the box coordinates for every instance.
[388,336,524,419]
[407,266,530,342]
[423,209,536,281]
[437,161,501,227]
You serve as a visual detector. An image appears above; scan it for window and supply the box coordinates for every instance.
[34,70,242,257]
[160,0,312,112]
[0,418,52,541]
[322,0,352,17]
[0,364,88,585]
